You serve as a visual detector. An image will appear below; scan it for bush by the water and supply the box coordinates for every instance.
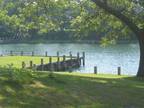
[0,66,35,84]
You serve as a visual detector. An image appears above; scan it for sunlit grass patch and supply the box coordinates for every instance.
[0,70,143,108]
[54,72,131,79]
[0,56,63,68]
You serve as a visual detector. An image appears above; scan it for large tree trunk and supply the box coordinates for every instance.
[137,30,144,77]
[92,0,144,77]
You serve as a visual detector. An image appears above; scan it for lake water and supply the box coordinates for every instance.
[0,43,139,75]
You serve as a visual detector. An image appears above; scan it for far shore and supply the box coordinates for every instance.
[0,39,138,44]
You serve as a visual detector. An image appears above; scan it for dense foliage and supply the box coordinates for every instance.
[0,66,35,84]
[0,0,143,42]
[70,0,144,44]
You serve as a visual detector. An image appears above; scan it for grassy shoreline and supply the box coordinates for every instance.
[0,71,143,108]
[0,56,63,68]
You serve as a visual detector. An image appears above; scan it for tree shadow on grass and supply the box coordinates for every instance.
[0,73,144,108]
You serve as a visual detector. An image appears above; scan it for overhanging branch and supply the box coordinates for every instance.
[91,0,140,35]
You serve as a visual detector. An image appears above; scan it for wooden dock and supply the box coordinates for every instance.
[4,51,85,72]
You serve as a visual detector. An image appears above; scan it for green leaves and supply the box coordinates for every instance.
[69,0,144,43]
[0,67,35,84]
[0,0,143,41]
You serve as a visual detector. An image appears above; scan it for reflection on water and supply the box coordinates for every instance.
[0,43,139,75]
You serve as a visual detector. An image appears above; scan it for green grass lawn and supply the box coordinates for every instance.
[0,72,143,108]
[0,56,63,68]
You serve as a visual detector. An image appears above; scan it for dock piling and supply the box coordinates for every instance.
[22,61,26,68]
[30,61,33,69]
[118,67,121,75]
[94,66,97,74]
[82,52,85,66]
[63,55,66,61]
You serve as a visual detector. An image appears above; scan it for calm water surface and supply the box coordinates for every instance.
[0,43,139,75]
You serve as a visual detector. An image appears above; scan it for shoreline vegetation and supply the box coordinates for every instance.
[0,70,143,108]
[0,56,143,108]
[0,39,138,44]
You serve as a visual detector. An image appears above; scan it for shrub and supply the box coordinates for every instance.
[0,66,36,84]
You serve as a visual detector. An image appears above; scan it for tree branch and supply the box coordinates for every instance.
[91,0,140,35]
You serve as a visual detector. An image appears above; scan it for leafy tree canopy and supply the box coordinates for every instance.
[70,0,144,45]
[0,0,144,41]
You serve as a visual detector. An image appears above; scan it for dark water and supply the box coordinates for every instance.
[0,43,139,75]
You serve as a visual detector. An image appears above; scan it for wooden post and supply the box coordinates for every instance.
[77,52,81,66]
[118,67,121,75]
[49,57,52,71]
[62,55,66,71]
[77,52,80,59]
[41,58,44,65]
[22,61,26,68]
[94,66,97,74]
[63,55,66,61]
[80,58,82,66]
[10,51,13,56]
[82,52,85,66]
[32,51,34,56]
[45,51,48,57]
[57,58,60,71]
[69,52,73,66]
[41,58,44,71]
[57,52,60,71]
[30,61,33,69]
[49,57,52,63]
[57,56,60,63]
[21,51,23,56]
